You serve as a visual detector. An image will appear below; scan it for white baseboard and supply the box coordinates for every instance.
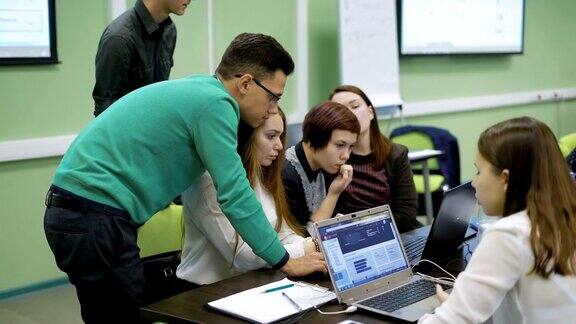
[402,88,576,117]
[0,135,76,163]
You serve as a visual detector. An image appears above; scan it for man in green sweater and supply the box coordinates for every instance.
[43,33,325,323]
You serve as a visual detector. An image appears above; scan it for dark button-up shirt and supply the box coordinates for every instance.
[92,0,176,116]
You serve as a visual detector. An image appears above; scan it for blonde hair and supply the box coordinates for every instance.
[230,109,306,266]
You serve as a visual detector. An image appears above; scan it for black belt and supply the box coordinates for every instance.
[45,186,129,217]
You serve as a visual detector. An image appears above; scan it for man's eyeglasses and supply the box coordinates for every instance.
[235,74,281,103]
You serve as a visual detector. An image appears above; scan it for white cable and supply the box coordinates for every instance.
[412,259,457,281]
[315,305,357,315]
[417,273,455,283]
[416,272,455,286]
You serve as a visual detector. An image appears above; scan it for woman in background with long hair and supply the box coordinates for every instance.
[330,85,420,233]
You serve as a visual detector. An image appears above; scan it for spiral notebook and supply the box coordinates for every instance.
[206,278,336,323]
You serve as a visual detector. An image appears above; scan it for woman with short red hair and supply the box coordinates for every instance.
[282,101,360,232]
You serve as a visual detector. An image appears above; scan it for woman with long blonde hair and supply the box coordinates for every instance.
[177,109,315,284]
[420,117,576,323]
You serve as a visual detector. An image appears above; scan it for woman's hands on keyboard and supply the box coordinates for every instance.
[435,284,450,303]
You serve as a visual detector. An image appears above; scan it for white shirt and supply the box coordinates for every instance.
[419,210,576,324]
[176,172,306,285]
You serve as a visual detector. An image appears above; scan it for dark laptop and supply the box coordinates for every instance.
[401,181,478,267]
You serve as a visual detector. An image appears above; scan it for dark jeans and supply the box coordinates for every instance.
[44,186,145,324]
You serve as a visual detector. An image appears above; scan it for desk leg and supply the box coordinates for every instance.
[422,161,434,224]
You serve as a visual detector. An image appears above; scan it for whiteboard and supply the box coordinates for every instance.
[339,0,401,108]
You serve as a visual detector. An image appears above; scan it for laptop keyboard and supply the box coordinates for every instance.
[403,236,427,261]
[358,279,451,313]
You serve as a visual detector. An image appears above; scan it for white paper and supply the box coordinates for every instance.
[207,278,336,323]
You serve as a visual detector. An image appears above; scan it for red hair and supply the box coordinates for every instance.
[302,101,360,149]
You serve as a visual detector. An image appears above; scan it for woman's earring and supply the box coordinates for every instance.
[504,184,508,191]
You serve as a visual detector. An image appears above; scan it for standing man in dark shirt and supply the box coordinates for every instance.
[92,0,191,116]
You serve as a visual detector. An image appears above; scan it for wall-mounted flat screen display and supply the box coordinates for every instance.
[400,0,524,55]
[0,0,58,64]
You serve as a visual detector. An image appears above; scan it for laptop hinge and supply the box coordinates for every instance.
[345,273,414,304]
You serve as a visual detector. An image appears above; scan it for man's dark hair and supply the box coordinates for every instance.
[216,33,294,80]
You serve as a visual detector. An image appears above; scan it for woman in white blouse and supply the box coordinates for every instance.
[176,109,316,285]
[420,116,576,323]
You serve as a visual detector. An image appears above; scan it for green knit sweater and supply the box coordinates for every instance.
[53,74,287,266]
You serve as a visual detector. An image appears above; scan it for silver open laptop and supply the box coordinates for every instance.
[314,205,452,322]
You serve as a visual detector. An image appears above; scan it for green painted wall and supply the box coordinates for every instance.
[399,0,576,178]
[309,0,576,178]
[1,0,576,293]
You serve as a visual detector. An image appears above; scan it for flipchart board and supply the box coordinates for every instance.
[339,0,401,108]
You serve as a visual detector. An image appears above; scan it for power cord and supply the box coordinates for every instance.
[412,259,456,286]
[416,273,455,286]
[443,241,474,271]
[314,305,357,315]
[463,241,473,261]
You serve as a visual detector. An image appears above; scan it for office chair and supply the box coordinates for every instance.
[137,204,197,304]
[286,122,303,148]
[559,133,576,157]
[137,204,184,258]
[390,126,461,218]
[390,131,446,193]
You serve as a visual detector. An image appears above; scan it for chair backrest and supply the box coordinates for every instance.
[137,204,184,258]
[286,122,303,148]
[559,133,576,157]
[390,131,440,170]
[390,125,461,188]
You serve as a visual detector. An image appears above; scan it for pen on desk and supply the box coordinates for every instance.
[261,283,295,293]
[282,292,302,311]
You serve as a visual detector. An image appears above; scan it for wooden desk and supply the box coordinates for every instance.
[141,227,476,324]
[141,269,402,323]
[408,149,444,224]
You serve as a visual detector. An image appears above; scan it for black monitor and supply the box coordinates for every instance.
[0,0,58,65]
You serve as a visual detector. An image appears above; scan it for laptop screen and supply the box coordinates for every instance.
[318,210,409,292]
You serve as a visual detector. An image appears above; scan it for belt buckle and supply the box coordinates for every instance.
[163,267,174,277]
[45,187,54,207]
